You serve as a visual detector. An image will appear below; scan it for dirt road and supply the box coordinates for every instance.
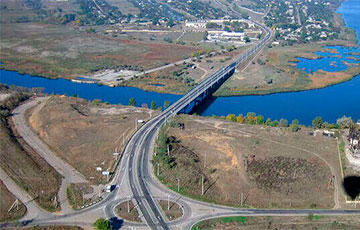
[12,97,88,213]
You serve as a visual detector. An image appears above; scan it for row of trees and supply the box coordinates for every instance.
[224,112,300,131]
[222,112,357,131]
[128,98,170,110]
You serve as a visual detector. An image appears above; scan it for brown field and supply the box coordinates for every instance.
[27,96,158,183]
[0,117,62,211]
[155,115,347,209]
[0,22,199,80]
[193,215,360,230]
[115,200,142,223]
[0,180,26,222]
[158,200,183,222]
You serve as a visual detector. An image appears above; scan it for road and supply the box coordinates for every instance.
[11,97,88,213]
[1,17,360,230]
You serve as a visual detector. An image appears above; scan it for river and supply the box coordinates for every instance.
[0,0,359,125]
[200,0,360,125]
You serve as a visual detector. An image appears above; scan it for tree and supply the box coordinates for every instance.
[237,114,245,123]
[256,115,264,125]
[336,116,353,128]
[151,100,157,110]
[246,112,256,125]
[244,36,250,43]
[226,114,236,122]
[279,118,289,127]
[129,97,136,106]
[93,218,112,230]
[163,100,171,109]
[265,118,272,126]
[312,116,323,129]
[290,119,300,132]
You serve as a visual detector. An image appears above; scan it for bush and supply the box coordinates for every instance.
[336,115,353,128]
[93,218,112,230]
[312,116,323,129]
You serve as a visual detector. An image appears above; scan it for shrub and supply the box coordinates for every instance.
[93,218,112,230]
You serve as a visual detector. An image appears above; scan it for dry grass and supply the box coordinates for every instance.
[115,200,142,223]
[27,96,157,183]
[193,215,360,230]
[158,200,183,221]
[156,115,343,209]
[0,180,26,222]
[0,118,62,212]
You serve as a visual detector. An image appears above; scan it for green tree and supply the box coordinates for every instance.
[244,36,250,43]
[151,100,157,110]
[312,116,323,129]
[256,115,265,125]
[290,119,300,132]
[265,118,272,126]
[163,100,171,109]
[129,97,136,106]
[93,218,112,230]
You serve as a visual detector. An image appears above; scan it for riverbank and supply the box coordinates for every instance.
[1,0,358,97]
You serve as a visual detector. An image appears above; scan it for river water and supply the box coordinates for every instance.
[0,0,359,125]
[200,0,360,125]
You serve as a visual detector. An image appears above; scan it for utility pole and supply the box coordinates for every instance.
[157,163,160,176]
[201,175,204,196]
[167,194,170,210]
[204,152,207,168]
[177,178,180,192]
[240,193,243,206]
[122,133,125,146]
[127,196,130,213]
[167,144,170,156]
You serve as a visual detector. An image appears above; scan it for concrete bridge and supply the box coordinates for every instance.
[174,22,272,114]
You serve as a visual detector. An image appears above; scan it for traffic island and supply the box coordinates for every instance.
[158,200,183,222]
[115,200,142,223]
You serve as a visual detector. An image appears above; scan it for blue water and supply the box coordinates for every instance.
[0,70,181,107]
[0,0,359,125]
[200,0,360,125]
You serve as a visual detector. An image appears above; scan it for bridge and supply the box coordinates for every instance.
[4,17,359,230]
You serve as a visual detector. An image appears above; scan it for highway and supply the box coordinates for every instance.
[1,17,360,230]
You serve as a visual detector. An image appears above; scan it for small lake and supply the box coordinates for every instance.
[0,0,359,125]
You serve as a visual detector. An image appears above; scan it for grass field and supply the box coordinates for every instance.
[192,215,360,230]
[0,22,199,80]
[0,180,26,222]
[154,115,347,209]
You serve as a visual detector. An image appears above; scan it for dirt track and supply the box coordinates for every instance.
[12,97,87,213]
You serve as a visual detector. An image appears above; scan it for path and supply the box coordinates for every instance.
[0,167,50,220]
[12,97,88,214]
